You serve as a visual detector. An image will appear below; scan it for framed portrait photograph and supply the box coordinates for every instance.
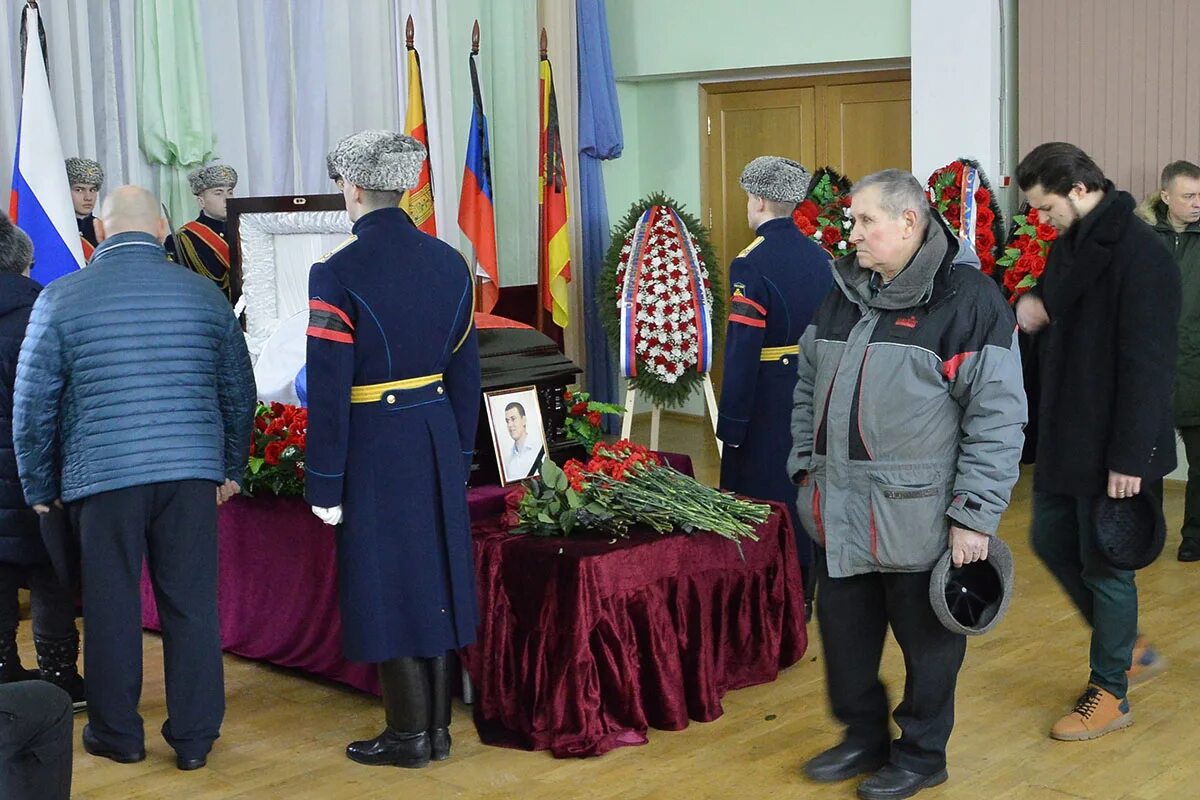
[484,385,549,486]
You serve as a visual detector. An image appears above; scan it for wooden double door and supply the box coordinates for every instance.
[701,71,911,285]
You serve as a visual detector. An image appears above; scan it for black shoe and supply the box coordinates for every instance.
[177,755,208,771]
[1178,538,1200,562]
[804,741,889,783]
[82,725,145,764]
[34,634,86,711]
[857,765,948,800]
[430,726,451,761]
[346,729,431,768]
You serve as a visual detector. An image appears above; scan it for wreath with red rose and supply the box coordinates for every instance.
[925,158,1006,275]
[793,166,854,256]
[599,193,724,409]
[996,204,1058,302]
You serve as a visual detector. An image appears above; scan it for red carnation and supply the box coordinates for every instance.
[1029,255,1047,278]
[797,199,820,219]
[1023,237,1044,257]
[571,402,588,416]
[944,183,961,200]
[976,206,995,227]
[794,214,817,236]
[976,229,996,252]
[270,402,286,417]
[264,441,284,466]
[586,411,601,427]
[821,225,841,245]
[1003,268,1022,293]
[1036,223,1058,242]
[1014,254,1040,277]
[974,187,991,205]
[1026,208,1040,225]
[563,389,574,403]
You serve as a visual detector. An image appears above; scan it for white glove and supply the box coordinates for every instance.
[311,505,343,526]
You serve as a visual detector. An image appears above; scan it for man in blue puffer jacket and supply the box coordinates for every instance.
[12,187,256,771]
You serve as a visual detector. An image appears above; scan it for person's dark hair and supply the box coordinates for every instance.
[504,402,526,418]
[1016,142,1107,195]
[1161,160,1200,191]
[0,214,33,275]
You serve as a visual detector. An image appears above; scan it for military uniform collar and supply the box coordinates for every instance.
[755,216,795,237]
[352,206,415,234]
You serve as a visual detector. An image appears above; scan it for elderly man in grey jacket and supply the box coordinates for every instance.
[789,170,1025,800]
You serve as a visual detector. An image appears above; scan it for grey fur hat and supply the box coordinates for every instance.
[928,536,1013,636]
[187,164,238,195]
[326,130,425,192]
[65,157,103,189]
[739,156,811,204]
[0,215,33,275]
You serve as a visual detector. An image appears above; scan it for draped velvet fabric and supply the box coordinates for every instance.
[141,452,807,757]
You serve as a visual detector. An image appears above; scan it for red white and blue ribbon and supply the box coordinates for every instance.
[665,207,712,373]
[619,206,659,377]
[958,165,979,251]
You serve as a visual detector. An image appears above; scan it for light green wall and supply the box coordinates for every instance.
[607,0,912,79]
[446,0,538,287]
[602,0,912,223]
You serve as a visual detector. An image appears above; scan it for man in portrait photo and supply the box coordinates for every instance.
[502,402,544,480]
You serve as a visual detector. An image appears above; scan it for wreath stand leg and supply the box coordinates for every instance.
[702,374,723,458]
[620,379,723,458]
[619,385,662,450]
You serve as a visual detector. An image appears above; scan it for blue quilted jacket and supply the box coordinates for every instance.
[13,232,256,505]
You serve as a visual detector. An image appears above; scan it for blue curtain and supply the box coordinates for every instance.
[575,0,623,417]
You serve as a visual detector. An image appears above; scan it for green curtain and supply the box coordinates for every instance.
[135,0,216,226]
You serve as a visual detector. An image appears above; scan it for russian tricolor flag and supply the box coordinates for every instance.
[8,5,83,284]
[457,49,499,313]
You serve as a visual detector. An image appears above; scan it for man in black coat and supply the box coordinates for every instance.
[1016,143,1180,742]
[0,215,83,707]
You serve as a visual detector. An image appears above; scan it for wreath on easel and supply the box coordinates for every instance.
[925,158,1006,275]
[599,193,724,409]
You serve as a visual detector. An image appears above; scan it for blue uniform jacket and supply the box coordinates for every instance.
[304,207,481,662]
[717,216,832,565]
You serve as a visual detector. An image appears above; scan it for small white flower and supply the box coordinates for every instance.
[838,241,848,250]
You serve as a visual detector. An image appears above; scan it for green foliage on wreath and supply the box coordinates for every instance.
[598,193,725,409]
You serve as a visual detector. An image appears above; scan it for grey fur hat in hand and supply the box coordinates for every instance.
[326,130,425,192]
[65,158,104,189]
[187,164,238,195]
[739,156,811,204]
[929,536,1014,636]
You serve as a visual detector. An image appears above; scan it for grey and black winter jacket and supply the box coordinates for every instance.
[788,215,1026,578]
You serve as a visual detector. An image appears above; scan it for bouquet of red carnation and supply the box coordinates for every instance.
[925,158,1006,275]
[794,167,854,257]
[561,387,624,451]
[503,439,768,544]
[245,401,307,497]
[996,206,1057,302]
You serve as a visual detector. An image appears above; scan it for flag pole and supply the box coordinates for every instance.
[471,20,483,308]
[536,28,548,334]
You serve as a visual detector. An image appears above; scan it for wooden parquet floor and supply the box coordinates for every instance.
[16,418,1200,799]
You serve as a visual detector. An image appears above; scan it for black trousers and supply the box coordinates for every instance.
[68,480,223,759]
[0,681,72,800]
[815,552,966,774]
[0,562,77,643]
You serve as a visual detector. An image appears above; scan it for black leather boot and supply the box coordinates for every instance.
[428,654,451,761]
[346,657,432,768]
[34,633,86,711]
[0,634,38,683]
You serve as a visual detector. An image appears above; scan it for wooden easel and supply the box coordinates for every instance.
[620,374,722,457]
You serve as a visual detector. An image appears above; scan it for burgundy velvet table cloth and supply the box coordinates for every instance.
[140,453,808,757]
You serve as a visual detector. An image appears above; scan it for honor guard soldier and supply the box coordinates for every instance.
[717,156,833,617]
[65,157,103,262]
[305,130,481,769]
[175,164,237,304]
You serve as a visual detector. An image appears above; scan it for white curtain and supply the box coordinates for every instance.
[1,0,403,219]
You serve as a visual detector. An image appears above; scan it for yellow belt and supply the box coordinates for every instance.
[350,373,443,403]
[760,345,799,362]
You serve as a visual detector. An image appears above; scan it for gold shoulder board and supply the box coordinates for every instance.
[317,235,359,263]
[737,237,764,259]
